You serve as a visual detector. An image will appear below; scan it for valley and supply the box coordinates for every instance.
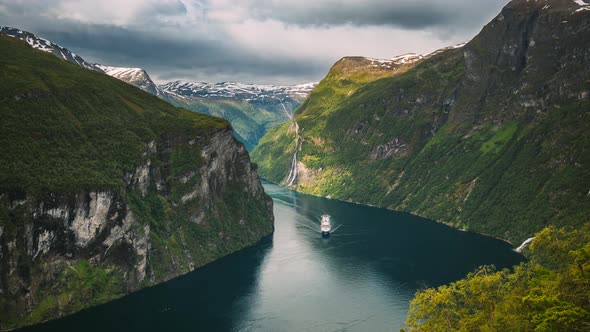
[17,182,524,331]
[1,0,589,330]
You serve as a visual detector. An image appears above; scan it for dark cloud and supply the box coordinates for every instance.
[0,0,510,84]
[0,8,327,84]
[245,0,507,30]
[49,24,324,81]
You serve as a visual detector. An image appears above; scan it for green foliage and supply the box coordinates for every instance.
[405,224,590,331]
[18,259,124,327]
[250,122,297,182]
[0,35,228,194]
[170,145,203,177]
[128,179,274,283]
[480,123,518,154]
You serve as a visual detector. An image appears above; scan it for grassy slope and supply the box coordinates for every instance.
[252,56,419,184]
[0,35,273,329]
[0,34,228,194]
[252,2,590,244]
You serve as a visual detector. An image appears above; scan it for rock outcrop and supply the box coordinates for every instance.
[0,126,273,330]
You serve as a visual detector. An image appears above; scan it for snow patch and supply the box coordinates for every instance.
[160,80,317,101]
[0,26,101,72]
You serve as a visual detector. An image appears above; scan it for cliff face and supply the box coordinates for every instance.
[0,35,273,330]
[252,0,590,244]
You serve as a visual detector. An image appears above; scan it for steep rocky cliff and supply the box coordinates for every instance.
[0,35,273,330]
[253,0,590,244]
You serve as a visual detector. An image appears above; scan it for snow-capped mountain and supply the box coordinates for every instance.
[0,27,163,95]
[159,81,316,102]
[159,80,317,150]
[362,44,466,70]
[95,65,164,96]
[1,26,316,150]
[363,53,424,69]
[1,26,316,103]
[0,26,102,72]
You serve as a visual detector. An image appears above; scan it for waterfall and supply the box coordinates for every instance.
[286,151,297,186]
[273,90,292,120]
[279,98,292,119]
[515,237,535,253]
[285,121,299,187]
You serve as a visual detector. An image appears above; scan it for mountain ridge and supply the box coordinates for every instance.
[0,25,316,103]
[95,64,165,97]
[0,26,102,72]
[160,80,316,103]
[0,26,316,151]
[161,80,316,150]
[252,0,590,244]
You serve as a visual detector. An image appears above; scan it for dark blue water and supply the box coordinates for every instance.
[23,182,523,331]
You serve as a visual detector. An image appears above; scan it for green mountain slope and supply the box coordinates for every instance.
[252,0,590,244]
[0,34,273,330]
[0,27,313,153]
[252,55,426,182]
[165,95,301,151]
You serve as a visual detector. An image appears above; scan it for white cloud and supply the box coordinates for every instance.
[223,19,460,64]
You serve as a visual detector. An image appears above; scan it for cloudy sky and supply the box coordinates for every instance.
[0,0,508,85]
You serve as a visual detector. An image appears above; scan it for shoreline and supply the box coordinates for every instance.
[260,178,522,251]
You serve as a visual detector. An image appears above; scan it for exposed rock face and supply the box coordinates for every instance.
[0,128,273,330]
[369,139,408,160]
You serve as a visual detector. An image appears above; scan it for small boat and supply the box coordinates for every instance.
[321,214,332,237]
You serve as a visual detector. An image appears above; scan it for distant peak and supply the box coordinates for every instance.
[159,80,317,101]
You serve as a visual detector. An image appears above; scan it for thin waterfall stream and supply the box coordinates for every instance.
[285,121,300,187]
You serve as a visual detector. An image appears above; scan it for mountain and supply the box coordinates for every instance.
[0,26,165,96]
[252,0,590,244]
[0,34,273,330]
[0,26,315,150]
[0,26,102,72]
[95,65,165,97]
[161,81,316,150]
[160,80,316,101]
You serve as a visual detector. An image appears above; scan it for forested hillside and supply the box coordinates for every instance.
[253,0,590,244]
